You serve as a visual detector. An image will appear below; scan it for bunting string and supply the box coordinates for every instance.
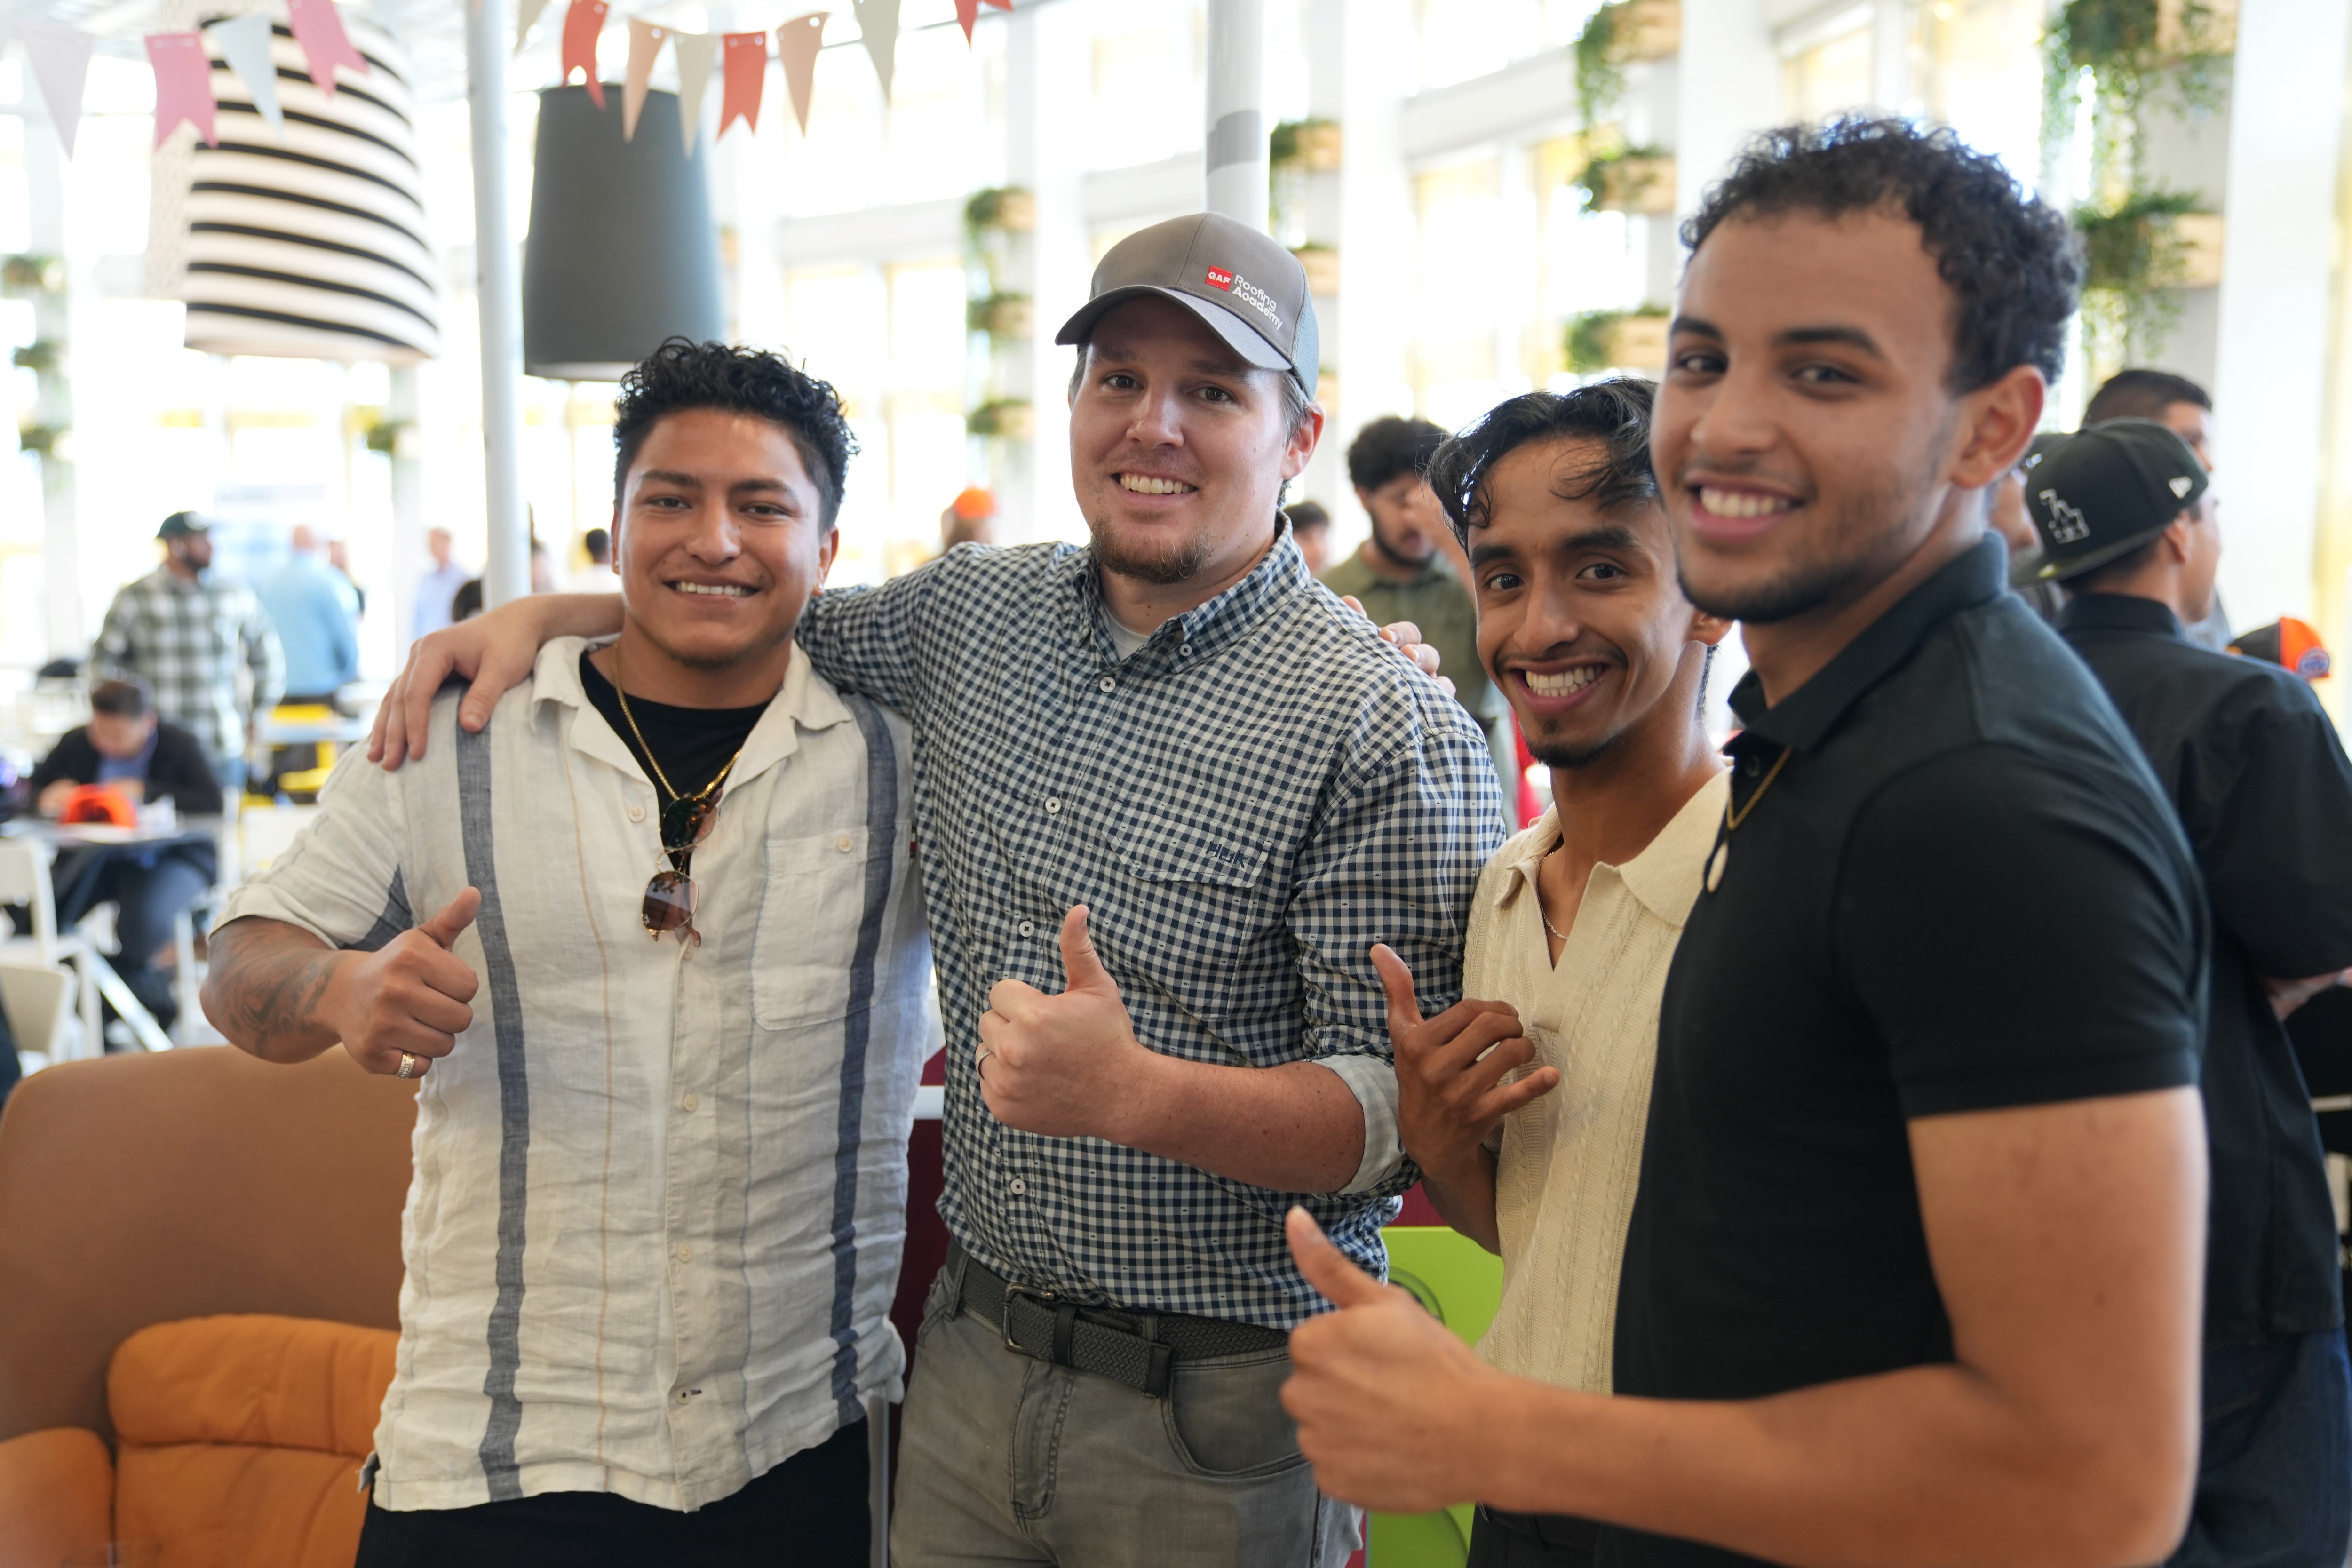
[8,0,1011,163]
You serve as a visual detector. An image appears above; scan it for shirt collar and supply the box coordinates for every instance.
[1069,517,1311,669]
[534,636,851,793]
[1494,770,1731,928]
[1728,534,2005,755]
[2058,590,2183,640]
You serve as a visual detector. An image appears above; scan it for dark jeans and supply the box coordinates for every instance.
[58,848,212,1029]
[2166,1329,2352,1568]
[353,1417,867,1568]
[1469,1506,1600,1567]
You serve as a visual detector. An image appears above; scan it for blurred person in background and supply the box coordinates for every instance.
[2084,369,2228,649]
[1322,415,1516,826]
[92,511,284,796]
[563,526,612,592]
[414,527,471,642]
[1283,498,1334,575]
[938,486,999,553]
[258,524,362,704]
[1988,432,2067,625]
[530,538,557,595]
[2030,420,2352,1568]
[29,678,221,1028]
[327,536,367,614]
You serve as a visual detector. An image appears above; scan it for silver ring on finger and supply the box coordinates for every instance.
[976,1045,995,1068]
[397,1051,418,1079]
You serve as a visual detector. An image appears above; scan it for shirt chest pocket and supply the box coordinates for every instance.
[751,828,874,1031]
[1115,807,1269,979]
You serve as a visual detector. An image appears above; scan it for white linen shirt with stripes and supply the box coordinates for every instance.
[217,639,934,1513]
[797,529,1504,1328]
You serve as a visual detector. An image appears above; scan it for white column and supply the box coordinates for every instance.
[1335,0,1415,484]
[1006,0,1089,546]
[1870,0,1915,114]
[24,118,79,661]
[468,0,532,608]
[2210,0,2352,627]
[1204,0,1268,228]
[1674,0,1778,221]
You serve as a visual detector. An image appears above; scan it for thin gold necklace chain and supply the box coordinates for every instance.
[610,645,746,805]
[1724,746,1793,833]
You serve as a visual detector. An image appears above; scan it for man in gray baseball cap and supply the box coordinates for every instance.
[366,220,1503,1567]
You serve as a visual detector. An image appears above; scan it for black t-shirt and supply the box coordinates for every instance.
[1602,540,2207,1568]
[2062,590,2352,1341]
[578,651,771,820]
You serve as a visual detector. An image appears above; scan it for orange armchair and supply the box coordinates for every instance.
[0,1047,417,1568]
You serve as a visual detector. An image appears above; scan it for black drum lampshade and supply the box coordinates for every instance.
[522,85,726,381]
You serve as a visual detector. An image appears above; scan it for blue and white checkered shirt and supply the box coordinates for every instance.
[800,528,1503,1328]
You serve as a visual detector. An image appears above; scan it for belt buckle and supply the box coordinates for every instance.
[1000,1283,1055,1359]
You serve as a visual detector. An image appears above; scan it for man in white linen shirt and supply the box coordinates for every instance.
[1379,380,1728,1568]
[202,342,930,1567]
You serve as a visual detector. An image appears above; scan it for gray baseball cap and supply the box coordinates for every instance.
[1055,212,1320,397]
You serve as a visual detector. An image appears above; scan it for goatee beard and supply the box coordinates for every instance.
[1090,525,1212,587]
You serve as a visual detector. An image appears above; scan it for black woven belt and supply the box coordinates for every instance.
[950,1242,1290,1398]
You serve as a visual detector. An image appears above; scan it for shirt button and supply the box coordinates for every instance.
[1009,1178,1027,1195]
[628,805,644,822]
[681,1093,699,1113]
[675,1243,693,1263]
[835,833,854,852]
[676,1389,692,1404]
[1741,757,1759,775]
[1018,920,1035,937]
[1044,799,1061,815]
[1180,644,1192,658]
[1098,676,1115,692]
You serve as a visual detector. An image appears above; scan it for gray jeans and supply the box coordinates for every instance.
[890,1265,1361,1567]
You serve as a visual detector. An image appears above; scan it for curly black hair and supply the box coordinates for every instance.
[612,339,858,529]
[1684,117,2082,392]
[1424,379,1657,547]
[1345,414,1451,494]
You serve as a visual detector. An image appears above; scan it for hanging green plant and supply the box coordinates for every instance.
[17,421,66,459]
[1573,1,1682,127]
[2046,0,2231,122]
[11,339,61,375]
[967,292,1034,340]
[1269,118,1342,173]
[0,255,64,297]
[361,415,410,456]
[1576,146,1676,214]
[967,398,1033,441]
[964,187,1037,245]
[2074,186,2205,366]
[1565,306,1669,375]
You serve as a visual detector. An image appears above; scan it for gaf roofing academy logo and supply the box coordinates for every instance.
[2038,488,2090,544]
[1203,266,1282,329]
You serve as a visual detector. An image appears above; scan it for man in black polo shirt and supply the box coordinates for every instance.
[2026,419,2352,1568]
[1280,118,2211,1568]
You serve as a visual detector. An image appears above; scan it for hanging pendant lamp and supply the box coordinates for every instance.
[522,84,726,381]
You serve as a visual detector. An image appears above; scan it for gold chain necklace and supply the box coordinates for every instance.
[610,645,746,806]
[1724,746,1792,833]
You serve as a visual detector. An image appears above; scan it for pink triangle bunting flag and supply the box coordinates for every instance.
[718,31,767,140]
[18,23,94,158]
[287,0,369,99]
[561,0,610,108]
[145,32,218,148]
[623,18,667,140]
[777,14,826,135]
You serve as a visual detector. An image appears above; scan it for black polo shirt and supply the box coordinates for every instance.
[2062,590,2352,1343]
[1601,539,2207,1568]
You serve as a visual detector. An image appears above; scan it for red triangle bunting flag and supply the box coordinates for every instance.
[561,0,610,108]
[719,31,766,140]
[954,0,1013,42]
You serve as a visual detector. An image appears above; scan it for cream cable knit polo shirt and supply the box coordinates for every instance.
[1469,771,1728,1393]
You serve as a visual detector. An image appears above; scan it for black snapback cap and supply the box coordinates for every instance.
[2020,418,2209,584]
[1055,212,1320,397]
[157,510,210,539]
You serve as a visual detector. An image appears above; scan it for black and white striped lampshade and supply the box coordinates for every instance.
[178,12,437,363]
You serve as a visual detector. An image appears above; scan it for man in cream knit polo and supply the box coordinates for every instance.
[1384,380,1728,1568]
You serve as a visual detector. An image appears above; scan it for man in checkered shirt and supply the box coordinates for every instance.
[92,511,284,792]
[379,217,1503,1566]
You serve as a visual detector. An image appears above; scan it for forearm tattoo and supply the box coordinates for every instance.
[206,919,344,1059]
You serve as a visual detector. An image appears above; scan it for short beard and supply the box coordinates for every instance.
[1089,522,1214,587]
[1527,724,1630,771]
[1677,549,1876,625]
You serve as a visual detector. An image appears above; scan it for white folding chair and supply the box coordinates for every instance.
[0,959,73,1068]
[0,837,172,1056]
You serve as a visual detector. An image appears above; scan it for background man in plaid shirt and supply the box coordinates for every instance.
[378,216,1502,1567]
[93,510,284,795]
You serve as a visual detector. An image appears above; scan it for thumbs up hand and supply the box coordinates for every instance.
[1379,943,1556,1199]
[322,888,484,1079]
[977,906,1152,1139]
[1282,1207,1505,1512]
